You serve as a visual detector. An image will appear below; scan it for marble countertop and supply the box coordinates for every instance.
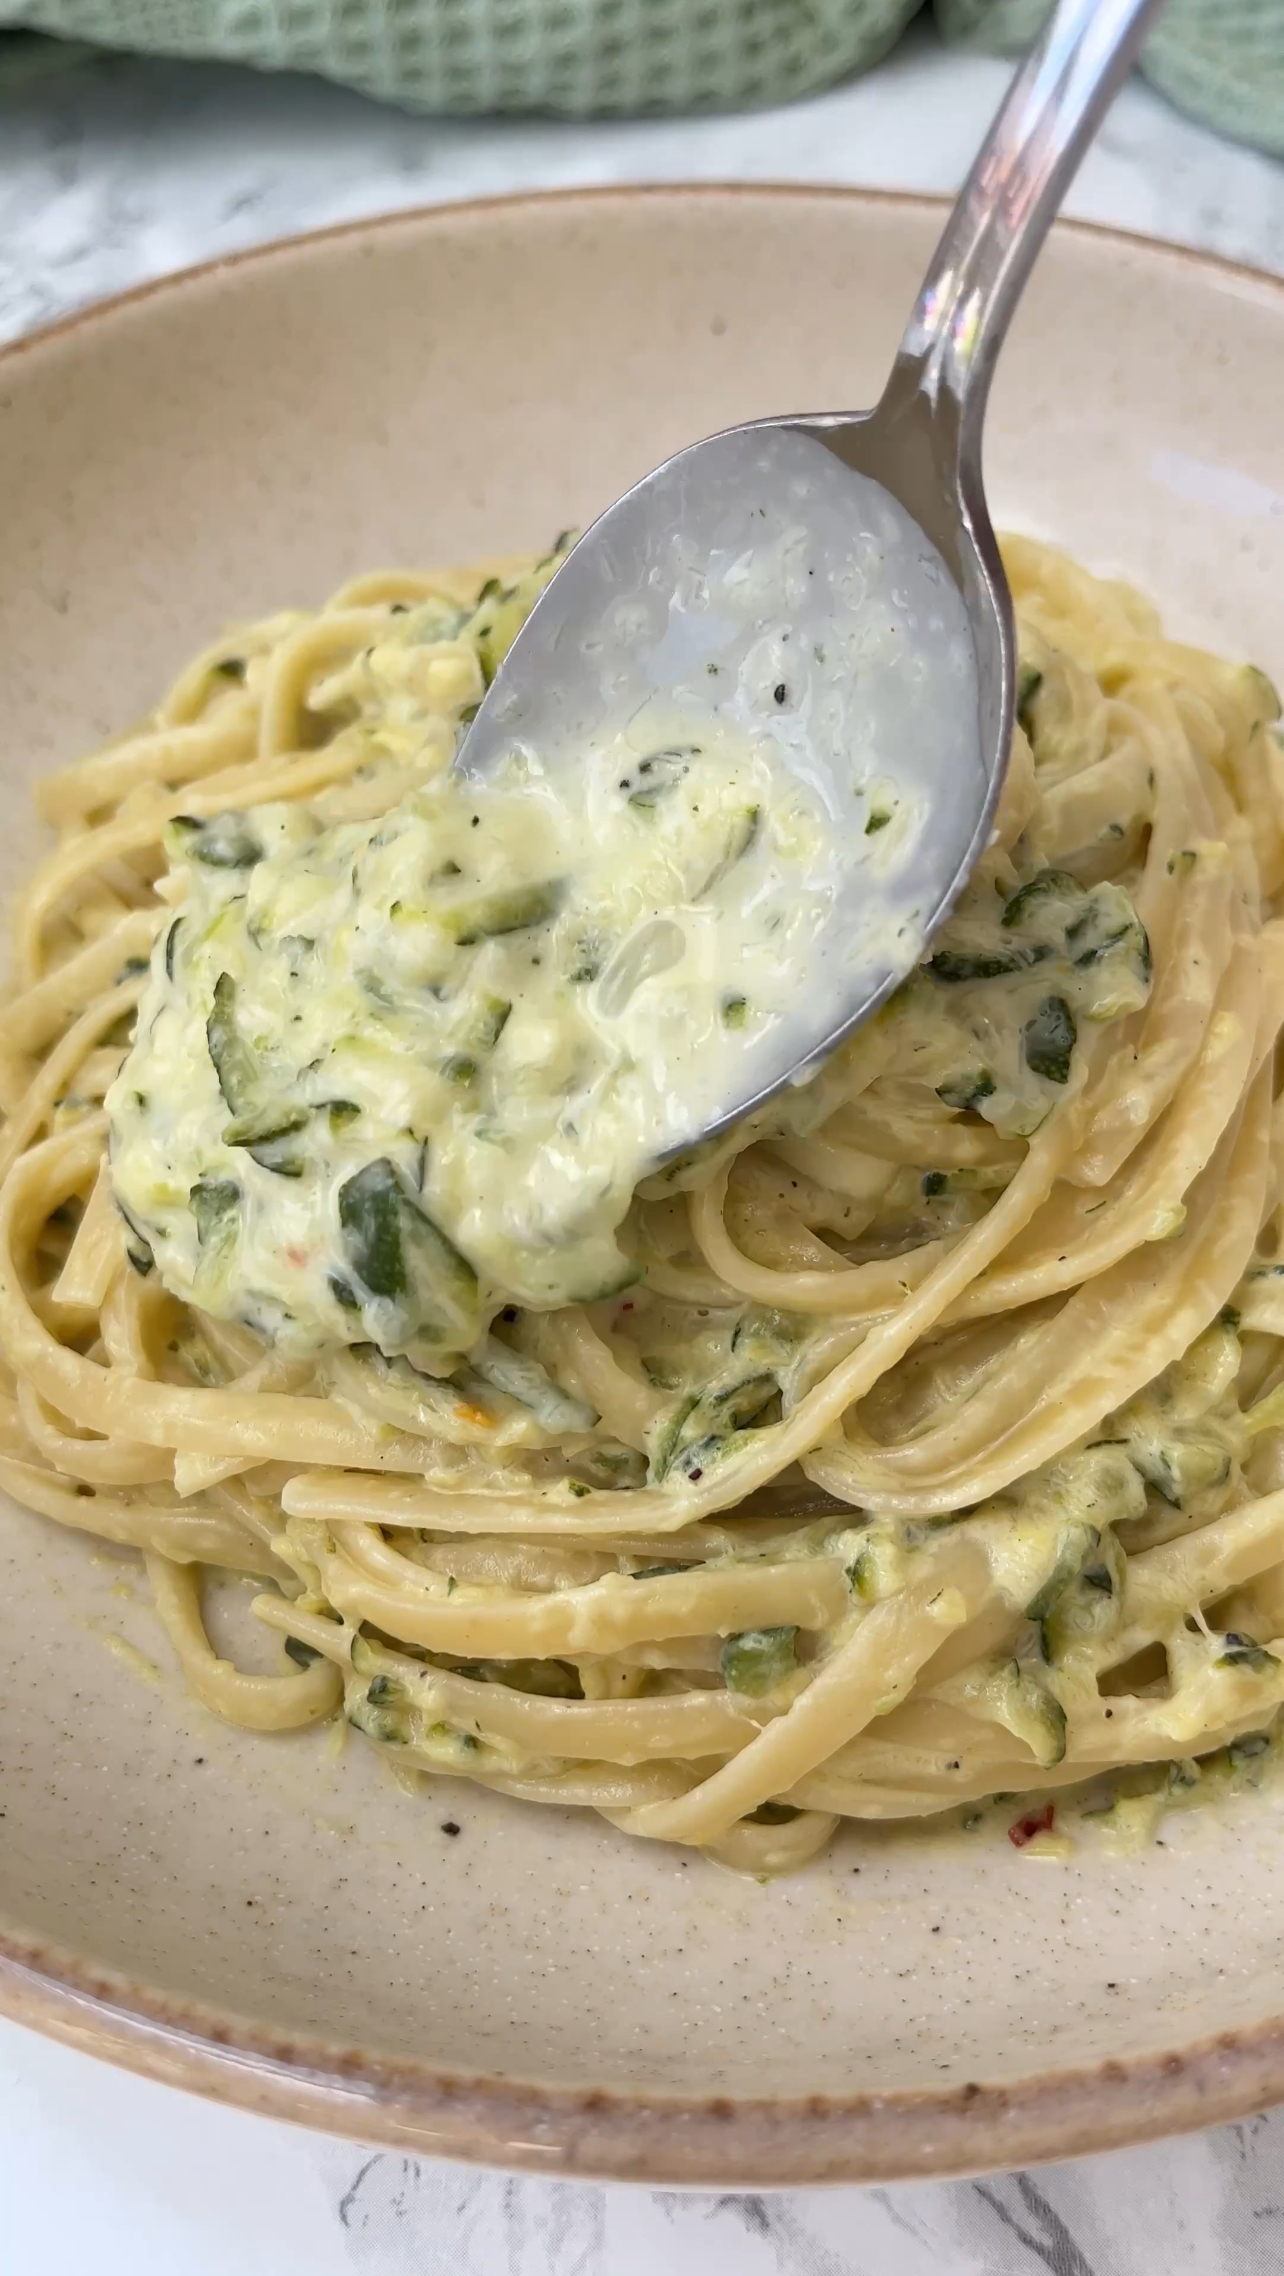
[3,18,1284,346]
[3,22,1284,2272]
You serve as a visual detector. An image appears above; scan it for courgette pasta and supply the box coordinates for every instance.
[2,534,1283,1874]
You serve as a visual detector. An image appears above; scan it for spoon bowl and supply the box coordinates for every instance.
[460,0,1163,1155]
[460,415,988,1148]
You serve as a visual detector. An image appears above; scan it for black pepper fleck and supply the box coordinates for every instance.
[441,1820,461,1837]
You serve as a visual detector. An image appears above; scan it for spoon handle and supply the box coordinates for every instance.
[887,0,1165,430]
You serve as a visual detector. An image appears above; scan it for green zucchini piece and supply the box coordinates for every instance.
[846,1528,908,1604]
[701,805,761,895]
[719,1629,796,1702]
[639,1356,683,1391]
[337,1159,408,1298]
[440,880,564,946]
[467,1336,598,1433]
[1215,1633,1279,1672]
[225,1106,310,1179]
[245,1131,308,1178]
[698,1370,779,1431]
[649,1391,699,1478]
[205,973,260,1115]
[1059,881,1152,1000]
[1023,994,1076,1083]
[1130,1429,1231,1507]
[568,1443,648,1491]
[440,1055,477,1086]
[469,593,526,685]
[472,996,511,1050]
[721,1626,798,1696]
[347,1677,410,1746]
[936,1069,996,1112]
[1025,1522,1101,1624]
[981,1660,1068,1767]
[190,1177,241,1247]
[567,932,608,984]
[1242,664,1281,723]
[462,1656,583,1699]
[338,1156,479,1346]
[1001,869,1078,928]
[113,1194,156,1279]
[169,811,263,869]
[463,542,569,683]
[1041,1533,1126,1661]
[651,1370,778,1481]
[928,944,1051,983]
[625,746,697,808]
[728,1307,802,1365]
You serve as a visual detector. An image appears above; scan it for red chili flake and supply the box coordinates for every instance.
[620,1300,634,1312]
[285,1245,309,1267]
[1008,1803,1055,1849]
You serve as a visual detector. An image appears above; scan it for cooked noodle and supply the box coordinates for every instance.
[2,534,1283,1874]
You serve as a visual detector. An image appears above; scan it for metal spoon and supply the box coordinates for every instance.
[460,0,1163,1154]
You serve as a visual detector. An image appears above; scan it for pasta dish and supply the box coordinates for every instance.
[1,532,1282,1876]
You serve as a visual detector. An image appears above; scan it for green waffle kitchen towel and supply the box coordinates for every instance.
[0,0,1282,156]
[938,0,1284,159]
[0,0,921,113]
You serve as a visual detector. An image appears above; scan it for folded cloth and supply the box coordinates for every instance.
[939,0,1284,160]
[0,0,921,114]
[0,0,1282,158]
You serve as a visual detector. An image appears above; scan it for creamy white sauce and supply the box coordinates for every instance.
[108,473,982,1362]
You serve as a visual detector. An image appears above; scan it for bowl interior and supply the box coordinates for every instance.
[1,187,1283,2178]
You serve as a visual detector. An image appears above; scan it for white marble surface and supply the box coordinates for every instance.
[3,19,1284,347]
[3,22,1284,2272]
[10,2013,1284,2276]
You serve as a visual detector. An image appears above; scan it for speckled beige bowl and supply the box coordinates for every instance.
[1,188,1283,2186]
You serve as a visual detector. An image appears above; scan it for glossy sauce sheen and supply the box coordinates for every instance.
[108,480,978,1362]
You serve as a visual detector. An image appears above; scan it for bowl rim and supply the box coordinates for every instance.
[3,178,1284,2184]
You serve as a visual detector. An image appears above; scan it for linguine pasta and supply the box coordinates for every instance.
[2,534,1283,1876]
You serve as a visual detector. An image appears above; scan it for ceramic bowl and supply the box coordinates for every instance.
[1,187,1283,2185]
